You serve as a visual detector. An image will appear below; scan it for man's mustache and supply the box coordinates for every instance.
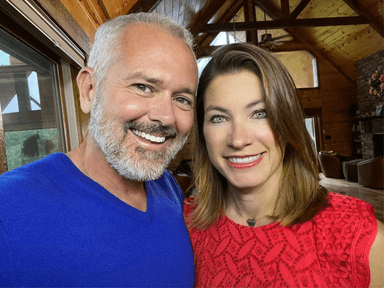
[124,121,177,139]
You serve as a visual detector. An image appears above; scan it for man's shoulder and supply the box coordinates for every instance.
[0,153,68,195]
[147,170,185,201]
[149,170,178,188]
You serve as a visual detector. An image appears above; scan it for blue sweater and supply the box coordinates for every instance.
[0,153,194,287]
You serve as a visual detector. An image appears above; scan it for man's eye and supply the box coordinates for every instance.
[252,109,268,119]
[133,84,152,93]
[174,96,193,110]
[209,115,227,124]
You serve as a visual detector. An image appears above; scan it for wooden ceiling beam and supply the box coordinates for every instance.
[128,0,162,13]
[197,45,219,57]
[199,16,370,33]
[290,0,311,19]
[194,0,242,45]
[197,40,304,57]
[195,0,243,58]
[252,0,281,20]
[187,0,227,35]
[244,0,258,44]
[239,1,356,85]
[281,0,290,19]
[342,0,384,37]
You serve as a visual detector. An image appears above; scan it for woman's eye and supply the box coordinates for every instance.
[133,84,152,93]
[252,109,268,119]
[209,115,227,123]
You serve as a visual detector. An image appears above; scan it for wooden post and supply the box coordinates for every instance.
[0,103,8,174]
[243,0,258,44]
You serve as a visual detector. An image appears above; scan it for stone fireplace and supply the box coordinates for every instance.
[356,50,384,159]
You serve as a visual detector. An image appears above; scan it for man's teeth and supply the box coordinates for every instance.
[131,129,166,143]
[227,154,261,163]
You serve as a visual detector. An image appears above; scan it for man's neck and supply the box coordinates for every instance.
[66,138,147,212]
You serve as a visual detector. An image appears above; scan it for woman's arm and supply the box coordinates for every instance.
[369,220,384,288]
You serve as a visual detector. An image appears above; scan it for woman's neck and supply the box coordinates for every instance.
[225,181,280,227]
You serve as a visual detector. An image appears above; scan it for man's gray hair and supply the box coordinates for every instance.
[87,12,195,85]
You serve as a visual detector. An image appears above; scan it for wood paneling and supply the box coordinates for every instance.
[36,0,91,54]
[296,43,358,156]
[59,1,98,41]
[129,0,162,13]
[188,0,226,35]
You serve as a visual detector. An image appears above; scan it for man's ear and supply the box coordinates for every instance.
[77,67,96,114]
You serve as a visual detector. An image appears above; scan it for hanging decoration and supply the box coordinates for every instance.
[368,69,384,97]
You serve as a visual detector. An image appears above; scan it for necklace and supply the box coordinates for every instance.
[231,200,270,227]
[232,203,257,226]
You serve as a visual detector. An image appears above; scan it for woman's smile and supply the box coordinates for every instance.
[225,153,263,168]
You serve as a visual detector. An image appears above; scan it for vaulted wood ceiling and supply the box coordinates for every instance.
[37,0,384,84]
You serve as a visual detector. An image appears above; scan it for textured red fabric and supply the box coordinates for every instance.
[184,193,377,288]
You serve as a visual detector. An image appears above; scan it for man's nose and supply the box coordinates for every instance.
[148,94,176,126]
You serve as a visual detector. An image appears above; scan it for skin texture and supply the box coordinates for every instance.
[203,70,283,226]
[68,24,198,211]
[369,220,384,288]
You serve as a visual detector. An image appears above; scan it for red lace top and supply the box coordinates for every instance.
[184,193,377,288]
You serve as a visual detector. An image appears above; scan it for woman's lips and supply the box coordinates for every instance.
[225,153,264,169]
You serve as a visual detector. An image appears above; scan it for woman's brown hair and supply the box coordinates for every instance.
[189,43,328,229]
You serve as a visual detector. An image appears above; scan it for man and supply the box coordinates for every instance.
[0,13,198,286]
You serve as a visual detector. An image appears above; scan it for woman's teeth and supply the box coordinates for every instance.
[131,129,166,143]
[227,154,261,163]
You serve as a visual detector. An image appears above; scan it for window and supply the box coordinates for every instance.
[273,50,318,89]
[305,117,317,152]
[0,27,64,171]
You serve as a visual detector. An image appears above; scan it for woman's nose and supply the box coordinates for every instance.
[227,122,252,149]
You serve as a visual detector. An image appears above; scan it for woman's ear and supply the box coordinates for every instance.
[77,67,96,114]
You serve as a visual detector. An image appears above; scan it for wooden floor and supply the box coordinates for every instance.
[319,174,384,223]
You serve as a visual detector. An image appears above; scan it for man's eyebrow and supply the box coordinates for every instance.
[124,72,195,95]
[175,87,196,96]
[124,72,164,86]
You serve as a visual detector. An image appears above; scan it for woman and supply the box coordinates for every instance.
[184,43,384,288]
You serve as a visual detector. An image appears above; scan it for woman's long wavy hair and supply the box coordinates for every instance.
[189,43,328,229]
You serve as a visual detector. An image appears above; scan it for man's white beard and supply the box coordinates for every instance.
[88,86,188,181]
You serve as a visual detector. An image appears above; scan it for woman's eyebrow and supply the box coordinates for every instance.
[205,100,265,113]
[205,105,228,114]
[245,100,264,109]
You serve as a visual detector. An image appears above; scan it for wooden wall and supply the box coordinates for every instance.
[298,51,357,157]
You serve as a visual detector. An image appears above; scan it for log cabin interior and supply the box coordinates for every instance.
[0,0,383,220]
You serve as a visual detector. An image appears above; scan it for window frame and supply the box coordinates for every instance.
[0,1,85,173]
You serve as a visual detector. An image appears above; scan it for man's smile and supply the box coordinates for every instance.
[131,129,166,144]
